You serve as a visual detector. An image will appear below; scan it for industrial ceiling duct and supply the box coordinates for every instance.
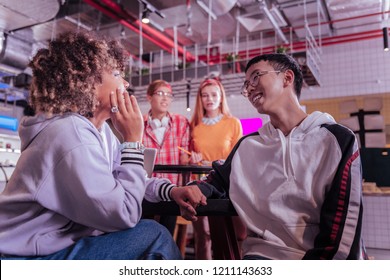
[0,0,60,75]
[198,0,237,16]
[0,34,32,73]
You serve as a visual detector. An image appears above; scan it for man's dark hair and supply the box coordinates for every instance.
[245,53,303,99]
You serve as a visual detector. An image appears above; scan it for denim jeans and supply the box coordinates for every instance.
[1,219,182,260]
[243,254,271,260]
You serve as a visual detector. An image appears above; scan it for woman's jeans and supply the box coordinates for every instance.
[1,219,182,260]
[243,255,271,260]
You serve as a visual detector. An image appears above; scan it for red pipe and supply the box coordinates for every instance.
[202,29,385,64]
[98,0,188,48]
[86,0,195,62]
[85,0,385,66]
[84,0,173,53]
[135,19,196,61]
[291,10,390,31]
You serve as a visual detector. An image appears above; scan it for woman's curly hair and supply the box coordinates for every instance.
[28,32,127,118]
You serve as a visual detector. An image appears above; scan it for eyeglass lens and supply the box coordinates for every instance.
[241,72,260,96]
[155,91,173,98]
[241,71,280,97]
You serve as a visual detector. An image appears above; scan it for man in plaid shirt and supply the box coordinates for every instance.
[142,80,191,235]
[142,79,190,187]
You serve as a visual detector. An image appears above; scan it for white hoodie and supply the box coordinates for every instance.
[200,111,365,259]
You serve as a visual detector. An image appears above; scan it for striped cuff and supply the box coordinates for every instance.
[121,149,144,167]
[158,182,175,201]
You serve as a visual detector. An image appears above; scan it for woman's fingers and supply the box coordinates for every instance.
[112,88,142,120]
[116,87,127,114]
[130,95,142,115]
[109,87,144,142]
[110,91,118,115]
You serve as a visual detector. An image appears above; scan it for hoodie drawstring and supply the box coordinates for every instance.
[287,129,297,181]
[278,130,289,179]
[277,128,297,181]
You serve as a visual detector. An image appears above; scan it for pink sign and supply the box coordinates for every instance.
[239,118,263,135]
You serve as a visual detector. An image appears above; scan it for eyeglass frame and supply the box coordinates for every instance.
[241,70,281,97]
[153,90,174,98]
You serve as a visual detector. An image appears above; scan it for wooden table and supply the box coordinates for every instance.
[144,164,241,260]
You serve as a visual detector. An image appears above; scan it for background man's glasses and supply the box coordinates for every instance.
[241,71,281,97]
[153,91,174,98]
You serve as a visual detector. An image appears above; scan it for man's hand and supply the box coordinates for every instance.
[170,185,207,221]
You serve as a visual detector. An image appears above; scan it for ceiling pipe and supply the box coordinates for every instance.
[85,1,387,66]
[200,29,385,64]
[84,0,196,62]
[100,0,195,61]
[84,0,171,52]
[99,0,196,61]
[383,0,390,22]
[291,10,390,32]
[134,18,196,62]
[260,1,289,44]
[196,0,217,20]
[97,0,176,47]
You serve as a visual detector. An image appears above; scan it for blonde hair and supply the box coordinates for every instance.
[190,78,231,130]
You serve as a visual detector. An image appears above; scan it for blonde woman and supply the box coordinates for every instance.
[190,78,246,259]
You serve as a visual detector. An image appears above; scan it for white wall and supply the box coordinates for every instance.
[301,38,390,100]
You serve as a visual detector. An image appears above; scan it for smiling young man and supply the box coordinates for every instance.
[142,80,191,234]
[143,80,190,185]
[192,53,366,260]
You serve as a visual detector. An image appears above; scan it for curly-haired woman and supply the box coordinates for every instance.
[0,32,205,260]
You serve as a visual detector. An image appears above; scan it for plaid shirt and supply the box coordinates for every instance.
[142,112,190,185]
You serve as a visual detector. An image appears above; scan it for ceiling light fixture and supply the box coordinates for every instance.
[139,0,166,24]
[142,9,150,24]
[383,27,389,51]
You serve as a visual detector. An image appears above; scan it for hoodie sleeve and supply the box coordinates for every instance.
[35,142,149,231]
[34,121,171,232]
[103,122,175,204]
[303,124,365,260]
[189,133,253,198]
[144,177,176,202]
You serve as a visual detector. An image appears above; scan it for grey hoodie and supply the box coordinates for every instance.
[0,113,173,256]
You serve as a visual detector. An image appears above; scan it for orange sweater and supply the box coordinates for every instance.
[191,116,242,162]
